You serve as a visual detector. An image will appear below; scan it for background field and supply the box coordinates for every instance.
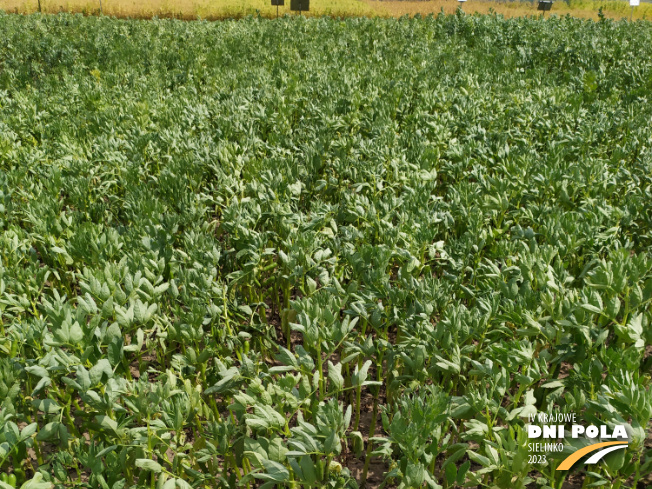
[0,10,651,489]
[2,0,652,21]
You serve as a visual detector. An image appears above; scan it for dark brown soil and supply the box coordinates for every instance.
[348,456,389,489]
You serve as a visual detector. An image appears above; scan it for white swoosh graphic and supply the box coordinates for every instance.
[585,445,628,464]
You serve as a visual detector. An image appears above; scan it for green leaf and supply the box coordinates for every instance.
[254,459,289,483]
[175,480,192,489]
[20,422,38,439]
[445,463,457,486]
[300,456,317,485]
[24,366,49,378]
[96,445,118,458]
[467,450,491,467]
[96,415,119,434]
[76,366,92,390]
[135,459,162,473]
[328,361,344,391]
[36,422,62,441]
[267,437,288,463]
[31,377,51,397]
[19,473,53,489]
[442,445,468,468]
[580,303,602,315]
[324,431,340,456]
[107,336,124,367]
[352,360,372,387]
[90,359,113,385]
[457,460,470,485]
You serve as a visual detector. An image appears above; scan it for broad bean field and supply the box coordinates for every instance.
[0,11,651,489]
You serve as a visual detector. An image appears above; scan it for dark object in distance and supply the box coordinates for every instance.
[271,0,284,5]
[537,1,553,10]
[290,0,309,10]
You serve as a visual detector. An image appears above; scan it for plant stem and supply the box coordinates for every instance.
[361,390,379,487]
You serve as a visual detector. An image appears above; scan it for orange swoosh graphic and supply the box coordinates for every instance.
[557,441,628,471]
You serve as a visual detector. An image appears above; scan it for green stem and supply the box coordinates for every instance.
[361,392,379,487]
[283,283,291,349]
[354,383,362,432]
[317,343,324,401]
